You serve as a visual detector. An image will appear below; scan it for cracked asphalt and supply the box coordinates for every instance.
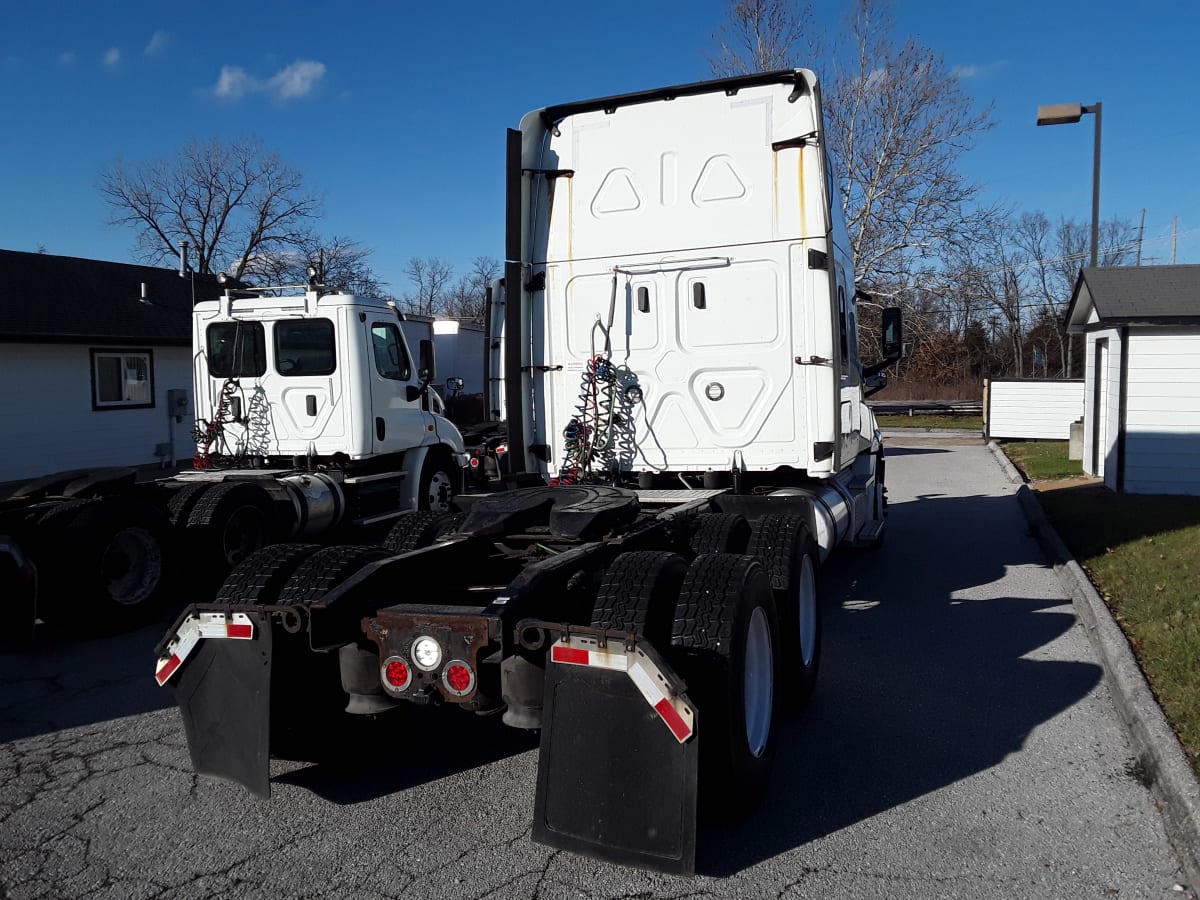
[1,437,1190,899]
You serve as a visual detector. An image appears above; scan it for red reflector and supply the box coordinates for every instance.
[155,654,182,687]
[385,659,409,687]
[469,458,480,468]
[551,645,590,666]
[226,623,253,639]
[445,663,471,692]
[495,445,507,454]
[654,697,692,741]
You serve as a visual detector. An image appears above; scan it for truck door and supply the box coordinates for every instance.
[366,320,432,455]
[270,317,348,453]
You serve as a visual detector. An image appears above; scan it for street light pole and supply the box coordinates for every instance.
[1037,101,1103,267]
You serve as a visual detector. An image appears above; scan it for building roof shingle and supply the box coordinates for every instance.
[0,249,224,346]
[1066,264,1200,332]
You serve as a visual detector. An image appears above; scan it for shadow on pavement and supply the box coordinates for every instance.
[698,489,1103,875]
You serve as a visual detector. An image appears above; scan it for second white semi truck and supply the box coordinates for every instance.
[154,69,902,873]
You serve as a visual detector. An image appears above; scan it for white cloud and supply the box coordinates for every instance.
[212,59,326,102]
[214,65,253,99]
[267,60,326,99]
[58,51,76,66]
[952,61,1006,80]
[102,47,121,68]
[145,30,169,56]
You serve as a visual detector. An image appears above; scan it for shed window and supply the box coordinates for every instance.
[91,349,154,410]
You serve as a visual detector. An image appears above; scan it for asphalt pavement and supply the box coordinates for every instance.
[0,436,1190,899]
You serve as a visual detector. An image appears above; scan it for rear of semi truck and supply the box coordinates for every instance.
[155,70,899,875]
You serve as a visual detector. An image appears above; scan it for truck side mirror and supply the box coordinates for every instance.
[418,339,436,384]
[881,307,903,360]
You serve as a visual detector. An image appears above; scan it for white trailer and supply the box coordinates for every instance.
[153,71,902,873]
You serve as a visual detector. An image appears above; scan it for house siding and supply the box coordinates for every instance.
[0,342,196,484]
[986,379,1084,440]
[1121,328,1200,495]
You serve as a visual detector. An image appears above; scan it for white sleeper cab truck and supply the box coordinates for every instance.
[0,277,467,639]
[154,71,902,873]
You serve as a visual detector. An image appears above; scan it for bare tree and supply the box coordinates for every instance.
[442,256,502,320]
[402,257,456,316]
[256,235,388,298]
[708,0,817,76]
[99,136,321,278]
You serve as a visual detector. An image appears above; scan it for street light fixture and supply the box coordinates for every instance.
[1037,101,1102,268]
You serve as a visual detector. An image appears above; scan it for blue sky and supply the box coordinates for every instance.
[3,1,1197,296]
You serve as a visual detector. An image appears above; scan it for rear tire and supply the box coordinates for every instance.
[671,553,780,813]
[689,513,750,555]
[747,515,821,711]
[382,511,463,555]
[590,551,688,645]
[216,543,321,605]
[186,482,279,571]
[277,545,391,606]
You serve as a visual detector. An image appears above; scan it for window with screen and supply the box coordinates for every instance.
[91,349,154,410]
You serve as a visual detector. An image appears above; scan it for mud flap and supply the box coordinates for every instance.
[532,638,699,874]
[173,612,273,798]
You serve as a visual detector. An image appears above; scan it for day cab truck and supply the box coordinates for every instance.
[153,69,903,873]
[0,278,468,640]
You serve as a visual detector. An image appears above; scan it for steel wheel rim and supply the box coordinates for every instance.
[743,605,774,758]
[222,506,265,566]
[101,527,162,606]
[798,554,817,667]
[426,470,453,514]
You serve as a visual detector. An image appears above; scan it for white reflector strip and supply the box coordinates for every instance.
[548,636,694,743]
[154,612,255,687]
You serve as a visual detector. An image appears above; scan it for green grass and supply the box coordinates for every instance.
[876,414,983,431]
[1002,441,1083,480]
[1006,452,1200,777]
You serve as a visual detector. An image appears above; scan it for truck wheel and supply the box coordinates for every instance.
[277,545,391,606]
[215,543,321,605]
[747,515,821,710]
[38,497,168,623]
[166,483,209,528]
[186,482,279,570]
[417,451,458,515]
[382,511,464,555]
[689,513,750,555]
[671,553,781,813]
[590,551,688,645]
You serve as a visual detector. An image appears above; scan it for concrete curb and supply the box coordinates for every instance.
[987,441,1200,891]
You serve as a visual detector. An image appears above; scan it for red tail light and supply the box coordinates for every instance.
[382,656,412,692]
[469,457,480,468]
[442,660,475,696]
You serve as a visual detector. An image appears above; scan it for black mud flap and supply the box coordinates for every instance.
[173,612,273,798]
[532,649,699,874]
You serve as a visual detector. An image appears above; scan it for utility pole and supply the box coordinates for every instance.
[1172,216,1178,264]
[1137,209,1145,266]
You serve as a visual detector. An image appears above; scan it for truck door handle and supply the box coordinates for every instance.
[637,286,650,313]
[306,395,317,416]
[692,282,706,310]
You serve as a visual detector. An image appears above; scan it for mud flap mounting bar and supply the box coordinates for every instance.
[528,621,700,874]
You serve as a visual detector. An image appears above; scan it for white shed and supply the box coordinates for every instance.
[1065,265,1200,495]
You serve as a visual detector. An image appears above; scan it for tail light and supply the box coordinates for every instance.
[442,660,475,697]
[495,444,507,455]
[381,655,412,692]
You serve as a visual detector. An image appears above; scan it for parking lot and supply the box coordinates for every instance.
[0,437,1188,899]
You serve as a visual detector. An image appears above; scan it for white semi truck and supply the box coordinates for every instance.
[153,70,902,873]
[0,277,468,638]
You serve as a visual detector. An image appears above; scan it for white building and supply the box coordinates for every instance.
[0,250,224,485]
[1065,265,1200,495]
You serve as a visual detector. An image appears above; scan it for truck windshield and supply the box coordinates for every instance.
[275,319,336,376]
[206,322,266,377]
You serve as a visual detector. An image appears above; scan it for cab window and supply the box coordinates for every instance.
[275,319,336,376]
[371,322,411,381]
[206,322,266,377]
